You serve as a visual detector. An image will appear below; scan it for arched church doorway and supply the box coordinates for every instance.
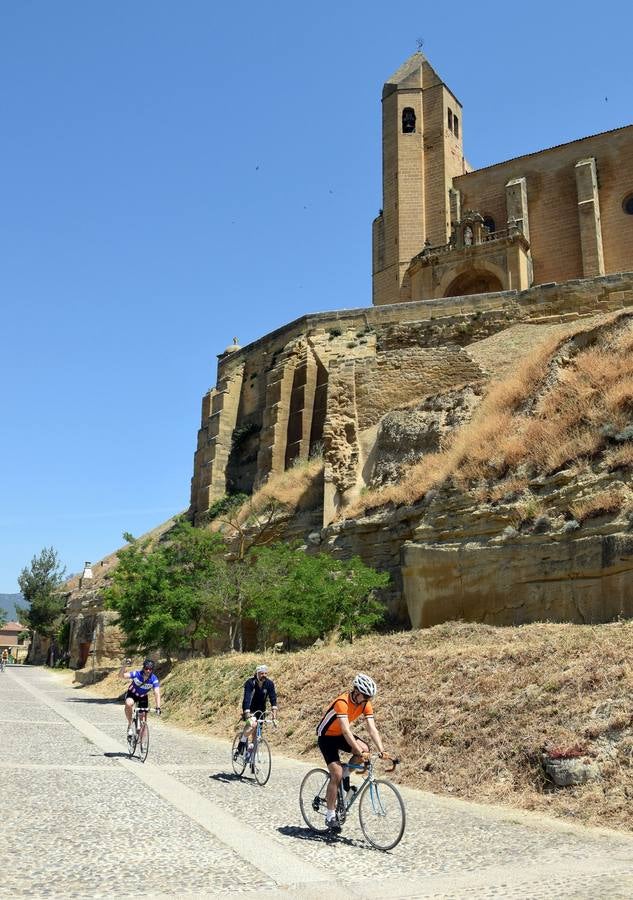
[444,269,504,298]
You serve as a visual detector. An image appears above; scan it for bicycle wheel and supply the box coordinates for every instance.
[252,738,271,786]
[299,768,331,833]
[138,721,150,762]
[358,779,406,851]
[231,733,247,776]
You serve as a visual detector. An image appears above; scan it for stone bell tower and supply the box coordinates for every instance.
[372,52,466,306]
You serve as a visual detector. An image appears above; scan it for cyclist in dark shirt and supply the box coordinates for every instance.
[234,664,278,759]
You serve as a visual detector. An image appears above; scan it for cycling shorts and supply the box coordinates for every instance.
[318,733,366,765]
[126,689,149,709]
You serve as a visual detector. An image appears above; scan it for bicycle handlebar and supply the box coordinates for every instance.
[348,752,400,773]
[238,716,278,727]
[381,753,400,773]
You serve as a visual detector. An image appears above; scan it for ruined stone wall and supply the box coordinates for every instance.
[354,346,484,431]
[190,273,633,524]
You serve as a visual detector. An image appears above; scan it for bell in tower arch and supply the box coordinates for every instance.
[402,107,416,134]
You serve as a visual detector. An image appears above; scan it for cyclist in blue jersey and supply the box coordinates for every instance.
[233,664,278,759]
[120,658,161,736]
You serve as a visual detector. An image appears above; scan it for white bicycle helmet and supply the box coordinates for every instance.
[353,673,377,698]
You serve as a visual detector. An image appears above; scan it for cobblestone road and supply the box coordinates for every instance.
[3,667,633,898]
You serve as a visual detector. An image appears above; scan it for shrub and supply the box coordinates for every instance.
[604,444,633,471]
[197,494,249,526]
[246,545,388,646]
[231,421,260,450]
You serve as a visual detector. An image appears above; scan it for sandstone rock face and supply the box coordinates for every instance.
[370,386,482,487]
[401,466,633,628]
[53,276,633,648]
[403,531,633,628]
[67,595,126,668]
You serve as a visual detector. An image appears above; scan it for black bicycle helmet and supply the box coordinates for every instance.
[143,658,155,671]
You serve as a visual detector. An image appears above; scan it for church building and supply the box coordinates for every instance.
[372,53,633,305]
[188,53,633,526]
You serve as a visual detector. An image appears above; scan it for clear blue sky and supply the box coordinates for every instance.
[1,1,630,591]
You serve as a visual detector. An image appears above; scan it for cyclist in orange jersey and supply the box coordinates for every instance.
[316,673,387,831]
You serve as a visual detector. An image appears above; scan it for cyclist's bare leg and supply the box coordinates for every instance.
[240,714,259,745]
[325,760,344,813]
[326,734,369,812]
[342,738,369,788]
[124,697,135,726]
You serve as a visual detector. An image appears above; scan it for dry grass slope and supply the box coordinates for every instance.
[90,620,633,832]
[350,313,633,516]
[216,458,324,530]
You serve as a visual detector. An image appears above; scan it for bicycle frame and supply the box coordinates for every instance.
[244,713,274,763]
[133,706,148,729]
[336,756,399,823]
[127,705,157,762]
[336,760,370,821]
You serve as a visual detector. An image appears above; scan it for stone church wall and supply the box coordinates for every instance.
[454,126,633,286]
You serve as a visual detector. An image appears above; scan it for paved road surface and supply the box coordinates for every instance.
[3,667,633,898]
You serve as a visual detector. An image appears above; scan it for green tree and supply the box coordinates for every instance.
[245,545,389,647]
[214,495,292,650]
[104,521,229,658]
[0,607,7,629]
[17,547,66,637]
[106,518,389,656]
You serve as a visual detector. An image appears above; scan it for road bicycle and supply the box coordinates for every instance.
[299,753,406,851]
[231,711,277,785]
[127,705,158,762]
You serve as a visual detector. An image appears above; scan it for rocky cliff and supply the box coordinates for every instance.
[325,306,633,627]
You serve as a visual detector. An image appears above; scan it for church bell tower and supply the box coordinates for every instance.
[372,52,465,305]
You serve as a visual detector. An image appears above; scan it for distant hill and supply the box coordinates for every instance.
[0,593,23,622]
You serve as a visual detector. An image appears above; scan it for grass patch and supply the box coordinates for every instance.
[569,487,628,523]
[216,458,324,530]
